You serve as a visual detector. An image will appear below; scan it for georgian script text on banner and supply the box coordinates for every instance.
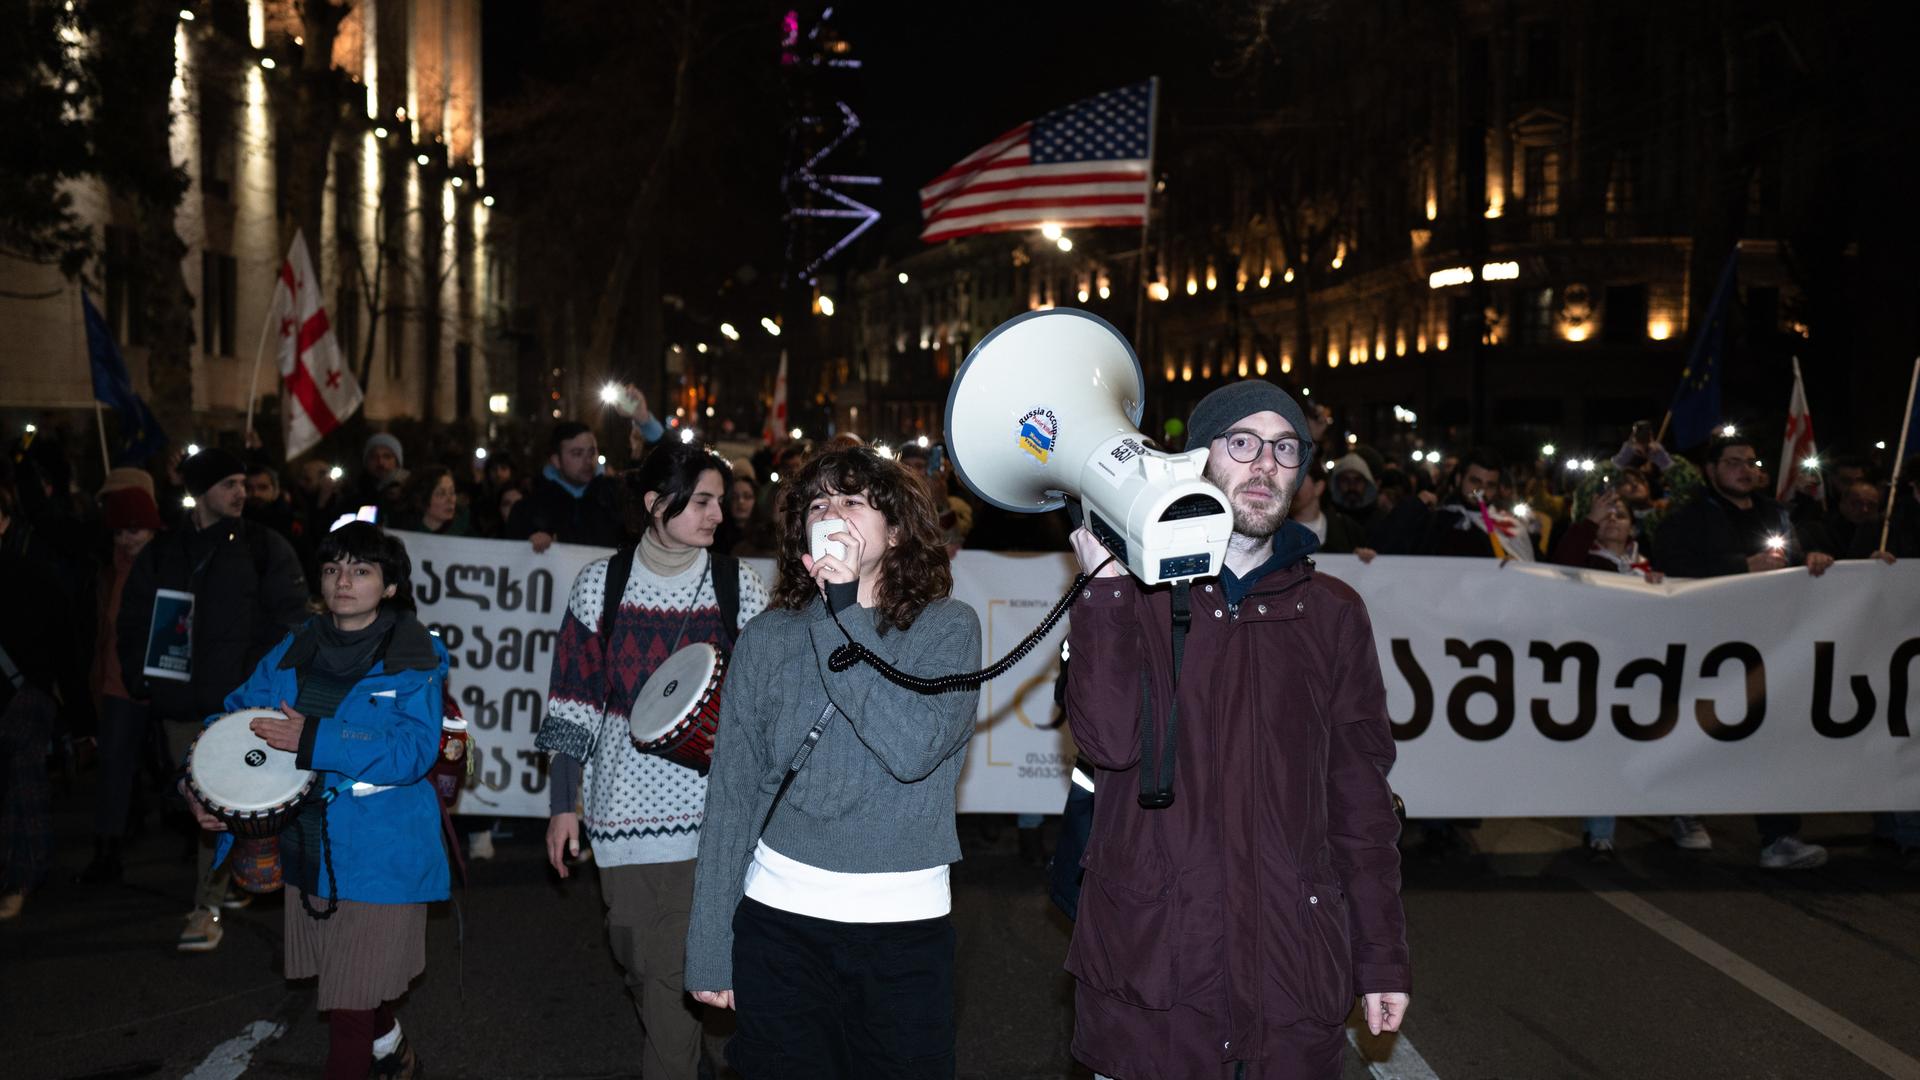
[401,532,1917,818]
[1330,555,1918,817]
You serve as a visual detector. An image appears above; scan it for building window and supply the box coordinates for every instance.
[105,225,146,347]
[1515,287,1554,345]
[1605,153,1638,217]
[335,283,360,375]
[1602,284,1649,345]
[201,251,237,357]
[200,89,238,202]
[454,341,472,418]
[1523,146,1561,221]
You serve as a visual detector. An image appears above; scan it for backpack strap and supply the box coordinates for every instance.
[599,544,637,649]
[711,552,740,650]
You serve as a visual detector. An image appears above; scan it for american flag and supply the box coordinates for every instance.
[919,79,1156,244]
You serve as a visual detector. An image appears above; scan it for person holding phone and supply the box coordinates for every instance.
[1654,432,1835,869]
[685,446,981,1078]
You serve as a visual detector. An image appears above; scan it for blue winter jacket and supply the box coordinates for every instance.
[219,616,452,904]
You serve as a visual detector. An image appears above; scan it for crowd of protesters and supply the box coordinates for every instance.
[2,389,1917,937]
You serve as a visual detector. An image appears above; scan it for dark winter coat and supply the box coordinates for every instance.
[504,472,625,548]
[116,515,310,722]
[1063,559,1409,1079]
[1652,488,1823,579]
[1308,507,1369,555]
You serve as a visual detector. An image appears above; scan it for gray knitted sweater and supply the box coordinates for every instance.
[684,593,982,991]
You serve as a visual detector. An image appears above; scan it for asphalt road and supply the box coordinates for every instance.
[7,776,1918,1080]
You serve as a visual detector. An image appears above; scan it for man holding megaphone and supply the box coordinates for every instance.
[1060,381,1412,1080]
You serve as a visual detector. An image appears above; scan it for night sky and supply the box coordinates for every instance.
[831,1,1223,253]
[483,1,1231,268]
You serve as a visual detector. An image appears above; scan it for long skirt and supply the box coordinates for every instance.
[284,885,427,1011]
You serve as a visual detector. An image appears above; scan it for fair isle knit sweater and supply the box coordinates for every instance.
[538,551,768,867]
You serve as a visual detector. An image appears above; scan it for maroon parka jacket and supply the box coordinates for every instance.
[1064,558,1410,1079]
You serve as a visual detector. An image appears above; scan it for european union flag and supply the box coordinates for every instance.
[83,288,167,465]
[1667,252,1739,449]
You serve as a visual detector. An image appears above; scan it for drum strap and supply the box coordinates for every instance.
[759,702,838,837]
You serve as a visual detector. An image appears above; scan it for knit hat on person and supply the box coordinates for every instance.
[364,433,405,469]
[1184,380,1317,474]
[99,466,156,501]
[180,448,247,495]
[102,487,164,532]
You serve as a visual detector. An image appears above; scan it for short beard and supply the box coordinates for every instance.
[1211,474,1293,540]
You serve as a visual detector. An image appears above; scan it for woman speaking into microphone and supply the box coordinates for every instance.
[186,522,447,1078]
[685,446,982,1078]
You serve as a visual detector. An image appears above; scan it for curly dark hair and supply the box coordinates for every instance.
[771,447,951,632]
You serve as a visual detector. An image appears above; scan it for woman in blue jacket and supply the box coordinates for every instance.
[186,522,448,1079]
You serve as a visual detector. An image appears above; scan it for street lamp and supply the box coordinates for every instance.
[720,322,740,341]
[761,317,781,337]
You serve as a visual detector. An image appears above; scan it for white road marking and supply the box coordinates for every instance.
[1348,1026,1442,1080]
[182,1020,285,1080]
[1542,823,1920,1080]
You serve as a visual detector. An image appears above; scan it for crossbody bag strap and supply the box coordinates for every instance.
[1137,580,1191,809]
[759,702,837,836]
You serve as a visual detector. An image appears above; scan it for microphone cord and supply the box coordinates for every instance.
[823,556,1117,694]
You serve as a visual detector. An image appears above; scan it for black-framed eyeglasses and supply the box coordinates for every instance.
[1215,430,1307,467]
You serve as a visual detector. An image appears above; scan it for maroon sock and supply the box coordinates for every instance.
[327,1008,378,1079]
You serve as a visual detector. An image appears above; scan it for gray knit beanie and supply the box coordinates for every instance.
[1184,380,1316,474]
[364,432,404,469]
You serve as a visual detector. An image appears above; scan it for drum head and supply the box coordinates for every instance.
[189,709,311,812]
[630,644,719,743]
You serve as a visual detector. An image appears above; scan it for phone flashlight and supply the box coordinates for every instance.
[1765,534,1787,552]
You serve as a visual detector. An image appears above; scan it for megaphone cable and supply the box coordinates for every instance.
[822,555,1117,695]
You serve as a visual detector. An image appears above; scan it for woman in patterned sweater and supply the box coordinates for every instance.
[537,440,768,1080]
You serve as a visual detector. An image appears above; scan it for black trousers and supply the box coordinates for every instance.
[728,896,956,1080]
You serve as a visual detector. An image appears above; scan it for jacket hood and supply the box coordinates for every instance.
[1328,452,1379,510]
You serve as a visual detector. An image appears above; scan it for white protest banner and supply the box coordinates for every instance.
[1320,554,1920,817]
[399,530,1918,819]
[398,531,608,819]
[949,552,1083,813]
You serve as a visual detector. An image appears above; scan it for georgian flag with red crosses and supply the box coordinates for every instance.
[275,230,363,458]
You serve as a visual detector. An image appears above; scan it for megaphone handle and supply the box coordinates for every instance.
[822,554,1116,695]
[1064,496,1084,529]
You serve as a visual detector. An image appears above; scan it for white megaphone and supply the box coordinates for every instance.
[945,309,1232,585]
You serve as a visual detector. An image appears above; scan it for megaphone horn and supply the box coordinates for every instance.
[944,309,1233,585]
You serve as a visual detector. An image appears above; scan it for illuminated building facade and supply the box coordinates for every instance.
[0,0,506,444]
[850,1,1903,454]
